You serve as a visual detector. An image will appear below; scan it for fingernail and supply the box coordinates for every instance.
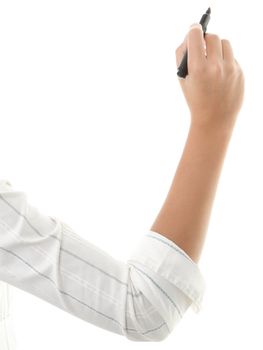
[189,23,202,30]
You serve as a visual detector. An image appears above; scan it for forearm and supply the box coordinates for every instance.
[150,121,233,263]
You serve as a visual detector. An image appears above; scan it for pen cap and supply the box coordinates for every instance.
[199,13,210,33]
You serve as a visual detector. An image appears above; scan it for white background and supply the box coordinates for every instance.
[0,0,262,349]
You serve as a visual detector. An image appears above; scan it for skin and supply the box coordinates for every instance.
[150,23,245,263]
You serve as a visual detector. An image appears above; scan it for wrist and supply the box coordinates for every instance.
[190,116,235,140]
[189,121,234,150]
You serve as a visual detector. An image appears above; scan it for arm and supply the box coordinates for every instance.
[150,23,245,263]
[151,123,232,263]
[0,26,208,343]
[0,179,205,342]
[0,24,244,344]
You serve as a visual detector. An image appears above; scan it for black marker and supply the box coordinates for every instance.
[177,7,211,79]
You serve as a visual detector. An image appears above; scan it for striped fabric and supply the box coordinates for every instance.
[0,179,206,344]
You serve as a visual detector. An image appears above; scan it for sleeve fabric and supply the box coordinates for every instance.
[0,179,206,342]
[0,180,17,350]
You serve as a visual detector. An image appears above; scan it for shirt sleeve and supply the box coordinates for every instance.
[0,181,17,350]
[0,281,16,350]
[0,179,206,342]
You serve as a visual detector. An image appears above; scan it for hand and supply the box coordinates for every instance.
[175,23,245,132]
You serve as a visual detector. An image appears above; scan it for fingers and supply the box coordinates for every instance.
[175,34,187,67]
[205,34,223,61]
[205,35,236,64]
[187,23,206,70]
[175,24,237,73]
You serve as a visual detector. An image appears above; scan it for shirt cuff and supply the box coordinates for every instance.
[127,230,206,313]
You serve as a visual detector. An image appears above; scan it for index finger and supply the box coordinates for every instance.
[187,24,206,71]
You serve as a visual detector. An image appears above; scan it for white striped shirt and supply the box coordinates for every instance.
[0,179,205,346]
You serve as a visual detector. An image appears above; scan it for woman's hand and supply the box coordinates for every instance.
[175,23,245,133]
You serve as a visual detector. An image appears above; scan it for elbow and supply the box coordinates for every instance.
[121,230,206,341]
[121,265,190,342]
[123,300,174,342]
[123,295,185,342]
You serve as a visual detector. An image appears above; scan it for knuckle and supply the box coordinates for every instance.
[209,62,223,75]
[224,60,243,78]
[206,33,221,41]
[225,60,236,71]
[221,38,231,45]
[237,65,245,80]
[175,44,183,54]
[234,59,243,71]
[233,59,242,72]
[175,46,180,54]
[191,64,206,76]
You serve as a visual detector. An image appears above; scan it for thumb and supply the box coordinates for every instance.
[175,33,187,68]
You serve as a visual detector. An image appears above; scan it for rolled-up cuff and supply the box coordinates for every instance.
[128,230,206,313]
